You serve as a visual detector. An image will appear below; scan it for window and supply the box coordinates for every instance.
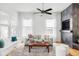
[10,19,17,26]
[0,25,9,39]
[10,19,17,36]
[0,12,17,40]
[46,19,56,38]
[46,19,56,27]
[23,19,32,27]
[10,26,17,36]
[0,14,9,25]
[0,13,9,39]
[22,19,32,38]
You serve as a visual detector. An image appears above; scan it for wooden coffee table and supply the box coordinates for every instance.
[28,42,50,53]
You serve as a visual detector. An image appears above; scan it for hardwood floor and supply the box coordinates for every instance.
[55,42,79,56]
[69,48,79,56]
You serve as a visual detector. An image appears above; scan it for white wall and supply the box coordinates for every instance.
[19,12,61,42]
[0,8,61,42]
[33,14,46,35]
[56,13,61,42]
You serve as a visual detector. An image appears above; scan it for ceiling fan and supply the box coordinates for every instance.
[35,3,52,15]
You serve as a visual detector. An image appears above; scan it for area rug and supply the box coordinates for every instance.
[8,46,53,56]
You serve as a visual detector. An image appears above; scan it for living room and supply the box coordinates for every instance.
[0,2,79,56]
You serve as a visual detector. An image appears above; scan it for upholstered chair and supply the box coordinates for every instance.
[53,43,69,56]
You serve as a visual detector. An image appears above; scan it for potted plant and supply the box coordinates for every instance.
[0,39,4,48]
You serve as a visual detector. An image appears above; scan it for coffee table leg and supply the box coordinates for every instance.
[31,46,32,48]
[47,46,49,53]
[29,46,31,52]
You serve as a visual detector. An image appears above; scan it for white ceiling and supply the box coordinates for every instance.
[0,3,71,12]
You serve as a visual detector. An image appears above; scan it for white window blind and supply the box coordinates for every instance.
[0,25,9,39]
[0,13,9,39]
[10,26,17,36]
[22,19,32,38]
[22,19,32,26]
[46,19,56,39]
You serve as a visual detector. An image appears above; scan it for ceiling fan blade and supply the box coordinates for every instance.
[45,8,52,11]
[37,8,42,12]
[33,12,41,14]
[45,11,52,15]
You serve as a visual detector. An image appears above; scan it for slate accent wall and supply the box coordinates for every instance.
[61,3,79,47]
[61,4,73,47]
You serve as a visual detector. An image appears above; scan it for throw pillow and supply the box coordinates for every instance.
[11,36,17,42]
[0,39,4,48]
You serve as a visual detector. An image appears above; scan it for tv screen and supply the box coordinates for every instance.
[62,19,70,30]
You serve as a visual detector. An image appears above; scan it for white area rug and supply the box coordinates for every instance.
[8,46,53,56]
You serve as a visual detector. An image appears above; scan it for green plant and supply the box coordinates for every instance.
[0,39,4,48]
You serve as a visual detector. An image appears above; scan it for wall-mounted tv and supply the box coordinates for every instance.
[62,19,70,30]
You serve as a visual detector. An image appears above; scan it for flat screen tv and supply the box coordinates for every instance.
[62,19,70,30]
